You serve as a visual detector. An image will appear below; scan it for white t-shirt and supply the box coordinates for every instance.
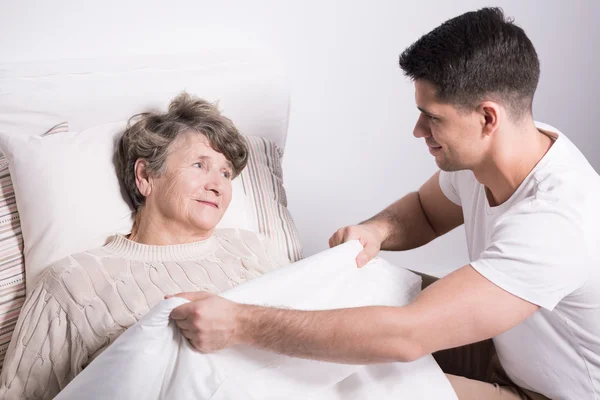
[439,122,600,399]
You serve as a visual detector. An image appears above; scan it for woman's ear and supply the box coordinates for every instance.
[134,159,153,197]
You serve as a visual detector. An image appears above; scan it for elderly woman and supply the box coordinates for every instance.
[0,93,289,400]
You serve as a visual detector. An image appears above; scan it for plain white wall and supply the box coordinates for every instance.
[2,0,599,276]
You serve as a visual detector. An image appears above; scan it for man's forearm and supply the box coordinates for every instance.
[363,191,437,251]
[236,304,422,364]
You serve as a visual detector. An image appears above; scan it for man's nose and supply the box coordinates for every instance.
[413,113,431,139]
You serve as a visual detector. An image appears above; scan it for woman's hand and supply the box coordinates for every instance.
[168,292,242,352]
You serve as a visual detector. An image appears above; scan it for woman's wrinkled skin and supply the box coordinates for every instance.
[129,132,234,245]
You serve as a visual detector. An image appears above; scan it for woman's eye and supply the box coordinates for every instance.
[221,171,232,179]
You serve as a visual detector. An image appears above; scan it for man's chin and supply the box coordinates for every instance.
[436,159,464,172]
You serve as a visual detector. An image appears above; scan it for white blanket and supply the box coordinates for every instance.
[55,241,457,400]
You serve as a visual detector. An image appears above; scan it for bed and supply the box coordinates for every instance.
[0,49,456,399]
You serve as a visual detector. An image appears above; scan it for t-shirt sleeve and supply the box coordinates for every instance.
[0,282,88,399]
[471,201,587,311]
[438,170,462,206]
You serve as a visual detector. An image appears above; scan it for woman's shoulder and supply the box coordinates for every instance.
[213,228,278,251]
[213,228,290,268]
[39,246,111,287]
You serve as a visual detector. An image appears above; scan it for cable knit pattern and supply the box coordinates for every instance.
[0,228,289,400]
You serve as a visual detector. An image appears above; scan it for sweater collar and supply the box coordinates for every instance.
[103,234,218,262]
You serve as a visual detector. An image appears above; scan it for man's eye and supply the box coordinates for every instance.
[221,171,232,179]
[193,162,203,168]
[428,115,438,122]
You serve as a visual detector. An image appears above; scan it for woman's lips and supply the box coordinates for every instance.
[196,200,218,208]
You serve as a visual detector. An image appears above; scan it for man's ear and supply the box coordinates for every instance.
[477,101,502,137]
[134,159,153,198]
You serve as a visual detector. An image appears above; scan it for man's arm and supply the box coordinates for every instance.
[330,171,464,266]
[371,171,464,251]
[171,265,539,363]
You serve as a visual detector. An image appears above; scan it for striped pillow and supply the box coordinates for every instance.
[0,122,68,371]
[240,137,302,262]
[0,129,301,371]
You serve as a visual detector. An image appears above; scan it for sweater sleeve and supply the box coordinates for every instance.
[0,282,88,400]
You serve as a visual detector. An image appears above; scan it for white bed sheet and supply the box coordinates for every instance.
[55,241,457,400]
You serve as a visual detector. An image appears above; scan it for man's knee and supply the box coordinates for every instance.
[445,374,522,400]
[409,270,439,290]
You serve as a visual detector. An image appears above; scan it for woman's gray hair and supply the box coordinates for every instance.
[117,92,248,211]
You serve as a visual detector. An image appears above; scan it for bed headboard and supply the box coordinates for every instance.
[0,49,290,150]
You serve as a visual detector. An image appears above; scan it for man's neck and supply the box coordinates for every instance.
[128,207,213,246]
[473,122,554,207]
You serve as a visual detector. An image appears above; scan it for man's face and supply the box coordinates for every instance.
[413,80,487,171]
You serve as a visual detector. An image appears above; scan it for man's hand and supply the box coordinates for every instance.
[168,292,242,352]
[328,224,385,268]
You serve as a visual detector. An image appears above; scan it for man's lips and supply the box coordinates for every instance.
[427,144,442,155]
[196,200,219,208]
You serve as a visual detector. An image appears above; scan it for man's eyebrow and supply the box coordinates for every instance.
[417,106,440,118]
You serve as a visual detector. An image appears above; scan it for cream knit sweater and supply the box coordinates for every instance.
[0,228,289,400]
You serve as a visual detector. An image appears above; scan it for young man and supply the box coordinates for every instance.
[169,8,600,399]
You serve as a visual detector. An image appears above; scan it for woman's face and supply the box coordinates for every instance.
[144,132,233,237]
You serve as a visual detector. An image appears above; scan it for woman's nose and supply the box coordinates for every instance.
[204,172,223,195]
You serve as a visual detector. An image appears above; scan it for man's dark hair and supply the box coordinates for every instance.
[399,7,540,119]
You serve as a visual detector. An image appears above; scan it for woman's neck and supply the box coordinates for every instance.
[129,208,214,246]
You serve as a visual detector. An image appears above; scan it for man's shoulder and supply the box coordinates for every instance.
[517,122,600,220]
[497,178,600,255]
[531,159,600,214]
[535,121,599,184]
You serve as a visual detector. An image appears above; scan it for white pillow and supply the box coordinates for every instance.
[0,121,254,293]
